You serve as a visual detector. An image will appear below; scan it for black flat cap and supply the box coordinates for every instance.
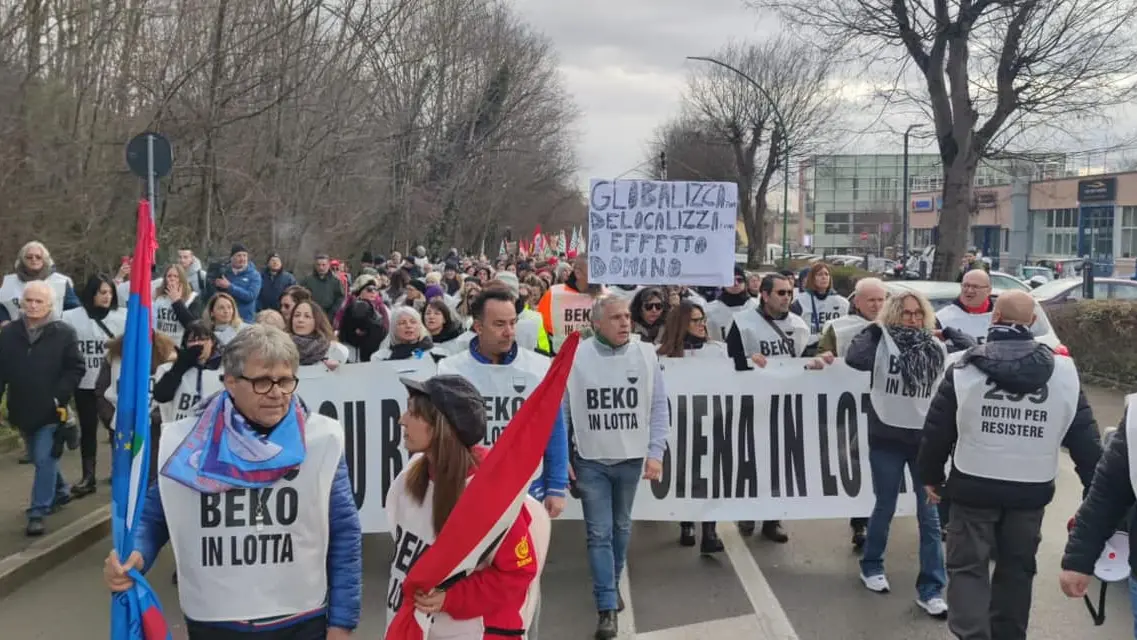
[400,375,487,447]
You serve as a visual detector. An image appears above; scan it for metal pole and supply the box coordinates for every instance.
[146,134,157,222]
[660,151,667,180]
[902,130,910,258]
[782,149,790,264]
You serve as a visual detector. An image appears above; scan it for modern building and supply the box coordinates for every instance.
[908,171,1137,277]
[797,153,1067,253]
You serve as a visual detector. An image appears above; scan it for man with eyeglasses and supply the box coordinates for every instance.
[936,269,998,345]
[705,265,757,343]
[726,273,815,544]
[103,324,362,640]
[0,240,81,326]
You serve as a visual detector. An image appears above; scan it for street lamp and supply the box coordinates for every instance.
[686,55,791,265]
[901,123,926,258]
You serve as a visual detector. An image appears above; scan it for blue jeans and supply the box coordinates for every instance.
[26,424,68,520]
[859,444,946,601]
[1129,576,1137,639]
[576,457,642,611]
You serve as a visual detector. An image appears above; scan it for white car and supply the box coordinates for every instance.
[865,280,1062,349]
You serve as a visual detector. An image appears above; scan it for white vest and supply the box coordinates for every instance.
[438,348,550,447]
[156,413,343,623]
[824,314,869,357]
[567,338,656,460]
[730,309,810,359]
[214,324,241,347]
[548,285,593,351]
[954,357,1079,483]
[936,304,992,344]
[1126,396,1137,498]
[796,292,850,345]
[664,341,729,360]
[705,298,757,342]
[154,362,225,424]
[153,293,197,345]
[869,331,945,429]
[0,272,71,320]
[62,307,126,389]
[517,309,543,353]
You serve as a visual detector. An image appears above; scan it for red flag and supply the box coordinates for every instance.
[384,333,582,640]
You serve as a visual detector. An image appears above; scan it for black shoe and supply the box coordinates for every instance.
[761,521,789,543]
[595,611,618,639]
[737,520,756,536]
[701,530,725,554]
[18,454,31,465]
[618,594,625,613]
[679,523,696,547]
[53,493,72,508]
[26,519,45,536]
[71,476,97,498]
[851,524,867,550]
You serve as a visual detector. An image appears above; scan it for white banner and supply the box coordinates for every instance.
[294,357,917,533]
[587,179,738,287]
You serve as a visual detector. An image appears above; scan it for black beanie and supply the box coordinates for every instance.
[231,243,248,257]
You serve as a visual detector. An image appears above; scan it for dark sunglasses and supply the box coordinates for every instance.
[771,289,794,297]
[643,302,664,311]
[362,285,379,293]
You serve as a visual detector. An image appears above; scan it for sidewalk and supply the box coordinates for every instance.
[0,434,110,595]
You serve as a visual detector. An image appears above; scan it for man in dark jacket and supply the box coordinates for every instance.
[210,243,262,323]
[300,253,344,317]
[918,291,1101,640]
[0,281,85,536]
[257,253,297,312]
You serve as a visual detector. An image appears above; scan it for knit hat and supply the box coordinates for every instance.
[351,274,380,296]
[231,243,249,257]
[409,279,427,294]
[266,251,280,261]
[734,264,745,280]
[400,375,486,447]
[361,250,374,264]
[495,271,520,297]
[425,284,445,300]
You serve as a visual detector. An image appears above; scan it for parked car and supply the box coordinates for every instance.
[861,280,1062,349]
[989,271,1031,292]
[1030,277,1137,309]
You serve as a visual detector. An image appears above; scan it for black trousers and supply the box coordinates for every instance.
[945,503,1044,640]
[73,388,101,468]
[187,616,328,640]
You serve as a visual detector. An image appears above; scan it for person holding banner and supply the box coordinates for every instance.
[791,262,850,357]
[704,265,756,343]
[565,295,669,640]
[385,374,544,639]
[918,291,1101,640]
[726,272,813,543]
[538,253,605,353]
[437,287,569,515]
[817,276,887,549]
[104,324,363,639]
[845,289,963,619]
[656,299,727,553]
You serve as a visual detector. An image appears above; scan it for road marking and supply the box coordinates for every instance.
[635,614,762,640]
[720,523,800,640]
[619,564,636,638]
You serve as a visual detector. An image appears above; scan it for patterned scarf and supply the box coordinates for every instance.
[292,333,330,366]
[885,325,944,396]
[160,391,306,493]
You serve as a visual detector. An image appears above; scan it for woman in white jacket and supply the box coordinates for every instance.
[656,300,727,553]
[152,264,203,345]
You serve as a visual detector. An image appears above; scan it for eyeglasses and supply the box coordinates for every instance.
[643,302,663,311]
[239,375,299,395]
[362,286,378,293]
[689,316,707,324]
[734,276,744,283]
[771,289,794,297]
[961,284,990,291]
[901,310,926,320]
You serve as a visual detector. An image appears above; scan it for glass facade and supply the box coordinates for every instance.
[804,153,1067,253]
[1030,208,1080,258]
[1122,206,1137,258]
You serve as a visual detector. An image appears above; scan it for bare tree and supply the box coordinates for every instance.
[754,0,1137,279]
[676,37,839,266]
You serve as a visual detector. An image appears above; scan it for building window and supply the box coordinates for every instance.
[1121,206,1137,258]
[1033,208,1080,258]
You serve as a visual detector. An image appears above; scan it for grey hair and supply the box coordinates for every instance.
[389,305,429,344]
[22,280,55,311]
[590,294,629,324]
[221,324,300,378]
[16,241,53,271]
[854,277,886,296]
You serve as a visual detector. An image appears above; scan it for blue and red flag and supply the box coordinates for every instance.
[110,198,172,640]
[385,332,581,640]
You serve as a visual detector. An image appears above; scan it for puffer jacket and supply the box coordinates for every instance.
[132,455,362,631]
[917,324,1101,510]
[1063,417,1137,579]
[845,323,975,449]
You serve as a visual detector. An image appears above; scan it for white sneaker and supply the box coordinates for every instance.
[860,573,890,593]
[917,596,949,618]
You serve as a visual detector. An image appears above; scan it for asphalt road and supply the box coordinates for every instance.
[0,385,1131,639]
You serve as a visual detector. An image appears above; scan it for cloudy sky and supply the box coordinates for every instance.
[510,0,1137,193]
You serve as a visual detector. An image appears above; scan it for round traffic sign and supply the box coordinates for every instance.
[125,132,173,178]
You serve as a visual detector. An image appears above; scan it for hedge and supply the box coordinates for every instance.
[1049,300,1137,386]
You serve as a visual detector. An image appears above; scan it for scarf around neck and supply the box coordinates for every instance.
[160,391,307,493]
[885,325,944,395]
[16,263,48,283]
[293,333,330,366]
